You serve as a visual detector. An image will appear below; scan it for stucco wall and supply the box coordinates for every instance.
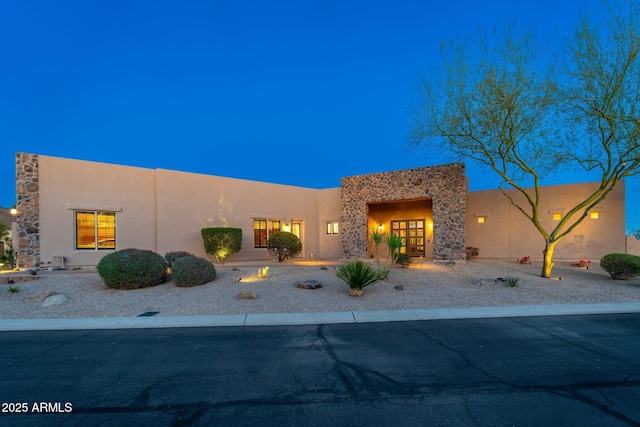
[341,164,466,260]
[155,168,323,262]
[38,155,158,267]
[466,181,626,260]
[627,235,640,256]
[317,187,342,259]
[19,154,334,267]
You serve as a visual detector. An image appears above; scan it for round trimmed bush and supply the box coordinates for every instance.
[171,256,217,287]
[267,231,302,262]
[165,251,195,267]
[97,248,168,290]
[600,253,640,280]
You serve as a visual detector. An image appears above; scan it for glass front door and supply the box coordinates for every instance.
[391,219,425,256]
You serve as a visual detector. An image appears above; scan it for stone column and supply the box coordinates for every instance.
[15,153,40,268]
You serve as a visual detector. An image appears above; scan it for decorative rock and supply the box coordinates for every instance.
[394,285,404,290]
[25,290,56,302]
[42,294,68,307]
[236,291,257,300]
[475,278,495,286]
[295,280,323,290]
[435,260,456,267]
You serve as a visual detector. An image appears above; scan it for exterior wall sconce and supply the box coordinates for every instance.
[283,223,291,232]
[377,222,384,232]
[10,207,17,216]
[590,211,599,219]
[474,214,487,224]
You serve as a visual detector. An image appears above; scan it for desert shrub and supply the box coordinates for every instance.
[97,248,167,290]
[171,256,217,287]
[165,251,195,267]
[336,259,380,289]
[201,227,242,264]
[395,253,413,268]
[465,246,479,260]
[600,253,640,280]
[267,231,302,262]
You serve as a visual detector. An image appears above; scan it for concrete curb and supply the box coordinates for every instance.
[1,302,640,331]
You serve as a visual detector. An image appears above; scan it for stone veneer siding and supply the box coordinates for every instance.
[15,153,40,268]
[341,163,466,260]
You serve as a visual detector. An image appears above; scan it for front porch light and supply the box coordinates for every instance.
[10,207,17,216]
[377,222,384,232]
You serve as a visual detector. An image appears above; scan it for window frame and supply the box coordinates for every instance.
[326,221,339,235]
[75,211,116,251]
[253,219,281,248]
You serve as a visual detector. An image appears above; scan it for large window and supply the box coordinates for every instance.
[254,219,280,248]
[76,212,116,250]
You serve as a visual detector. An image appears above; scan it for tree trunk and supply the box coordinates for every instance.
[541,241,557,278]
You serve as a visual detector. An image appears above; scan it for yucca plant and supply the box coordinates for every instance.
[336,259,380,296]
[369,228,385,265]
[385,234,404,264]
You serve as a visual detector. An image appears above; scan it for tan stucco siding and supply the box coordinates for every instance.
[626,235,640,256]
[466,182,626,260]
[39,155,157,266]
[318,187,342,259]
[155,168,324,262]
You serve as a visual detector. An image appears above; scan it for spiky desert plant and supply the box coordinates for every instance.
[370,228,385,265]
[336,259,380,290]
[385,234,404,264]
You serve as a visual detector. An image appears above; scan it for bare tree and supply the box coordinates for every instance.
[410,1,640,278]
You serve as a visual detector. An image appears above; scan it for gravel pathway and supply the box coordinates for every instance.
[1,259,638,319]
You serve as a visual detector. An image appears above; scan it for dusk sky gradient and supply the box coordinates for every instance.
[2,1,638,232]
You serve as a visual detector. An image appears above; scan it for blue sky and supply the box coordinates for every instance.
[1,0,638,233]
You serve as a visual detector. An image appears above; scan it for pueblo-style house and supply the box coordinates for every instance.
[13,153,629,268]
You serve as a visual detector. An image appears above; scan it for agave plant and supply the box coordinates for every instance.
[336,260,380,295]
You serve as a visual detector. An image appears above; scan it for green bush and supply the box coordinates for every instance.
[165,251,195,267]
[396,253,413,268]
[171,256,217,287]
[336,259,381,289]
[97,248,168,290]
[267,231,302,262]
[201,227,242,264]
[600,253,640,280]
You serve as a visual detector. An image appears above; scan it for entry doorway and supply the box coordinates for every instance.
[391,219,426,257]
[291,221,303,257]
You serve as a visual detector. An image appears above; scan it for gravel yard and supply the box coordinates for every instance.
[0,259,638,319]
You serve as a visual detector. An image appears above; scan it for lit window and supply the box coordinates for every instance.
[327,221,339,235]
[76,211,116,250]
[590,212,599,219]
[553,213,562,221]
[254,219,280,248]
[477,217,485,224]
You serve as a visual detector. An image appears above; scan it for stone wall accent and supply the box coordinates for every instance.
[341,163,466,260]
[15,153,40,268]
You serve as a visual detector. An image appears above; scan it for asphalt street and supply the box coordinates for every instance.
[1,313,640,426]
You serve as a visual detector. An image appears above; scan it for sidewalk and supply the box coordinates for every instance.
[2,301,640,331]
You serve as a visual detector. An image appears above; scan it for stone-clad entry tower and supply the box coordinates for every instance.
[340,163,467,261]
